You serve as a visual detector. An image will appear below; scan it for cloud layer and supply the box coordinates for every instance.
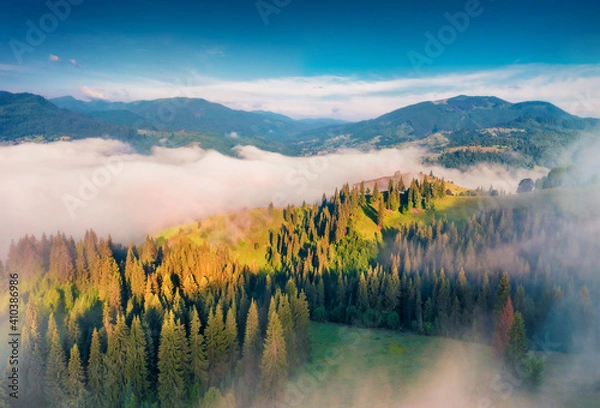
[0,139,542,257]
[60,64,600,121]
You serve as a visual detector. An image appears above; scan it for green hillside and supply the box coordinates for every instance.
[0,91,137,143]
[295,322,600,408]
[157,178,600,271]
[295,95,599,169]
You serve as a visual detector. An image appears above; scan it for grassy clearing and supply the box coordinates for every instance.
[288,323,600,408]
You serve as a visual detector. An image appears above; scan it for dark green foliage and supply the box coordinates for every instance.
[126,316,149,400]
[87,329,103,406]
[240,300,261,400]
[44,314,68,406]
[188,308,208,400]
[517,178,535,193]
[505,312,527,369]
[6,176,600,406]
[103,315,130,406]
[377,199,385,227]
[260,311,288,403]
[433,149,528,169]
[224,306,240,380]
[205,306,228,388]
[66,344,87,407]
[157,312,185,408]
[522,355,544,390]
[0,91,136,143]
[495,273,511,315]
[22,302,45,404]
[298,95,597,163]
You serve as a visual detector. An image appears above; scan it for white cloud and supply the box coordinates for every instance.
[70,59,80,67]
[0,138,542,257]
[49,54,60,62]
[79,85,108,100]
[69,64,600,120]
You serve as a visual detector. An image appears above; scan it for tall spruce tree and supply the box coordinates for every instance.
[22,302,45,404]
[157,311,185,408]
[241,300,261,393]
[224,306,240,377]
[87,328,103,406]
[188,308,208,400]
[66,344,87,407]
[277,295,297,370]
[495,272,511,315]
[377,199,386,228]
[205,305,228,387]
[505,312,527,369]
[103,315,129,406]
[44,314,68,406]
[126,316,149,400]
[260,310,288,403]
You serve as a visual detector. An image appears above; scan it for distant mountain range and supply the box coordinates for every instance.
[1,91,597,168]
[50,96,346,140]
[0,91,136,143]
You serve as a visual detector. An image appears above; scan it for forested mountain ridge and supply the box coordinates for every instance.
[2,91,598,167]
[0,91,138,144]
[295,95,599,168]
[1,173,600,406]
[50,96,338,141]
[158,175,600,353]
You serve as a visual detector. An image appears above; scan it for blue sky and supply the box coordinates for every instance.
[1,0,599,119]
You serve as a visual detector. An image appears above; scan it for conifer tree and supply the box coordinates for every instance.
[371,183,381,203]
[505,311,527,370]
[126,316,149,400]
[493,297,515,358]
[22,302,45,404]
[377,198,385,228]
[495,272,511,315]
[277,295,297,370]
[87,328,103,406]
[241,300,261,381]
[388,179,400,211]
[44,314,68,406]
[176,316,191,392]
[359,181,367,206]
[292,292,311,363]
[188,308,208,400]
[358,273,369,312]
[224,306,240,376]
[66,344,87,407]
[103,315,129,406]
[260,310,288,403]
[158,311,185,408]
[384,269,400,311]
[205,305,228,387]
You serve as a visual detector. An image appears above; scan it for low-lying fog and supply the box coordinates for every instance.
[0,138,545,256]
